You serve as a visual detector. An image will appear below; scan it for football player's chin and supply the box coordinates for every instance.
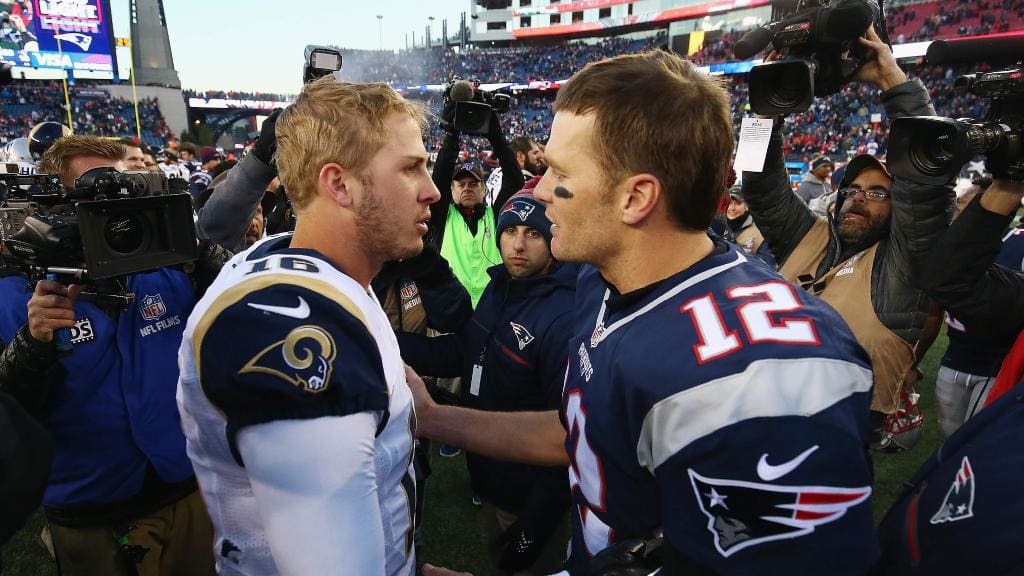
[397,237,424,260]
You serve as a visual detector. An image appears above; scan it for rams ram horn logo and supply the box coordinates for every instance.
[239,325,336,393]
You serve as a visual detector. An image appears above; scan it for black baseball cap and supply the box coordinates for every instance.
[840,154,894,189]
[453,160,485,182]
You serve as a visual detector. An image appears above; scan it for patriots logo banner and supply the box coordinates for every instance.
[689,469,871,557]
[53,32,93,51]
[140,294,167,321]
[930,456,975,524]
[502,200,536,222]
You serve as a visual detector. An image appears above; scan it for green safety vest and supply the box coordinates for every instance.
[440,206,502,308]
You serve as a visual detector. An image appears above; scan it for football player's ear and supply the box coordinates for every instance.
[318,162,355,208]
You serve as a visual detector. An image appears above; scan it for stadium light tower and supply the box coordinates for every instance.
[129,0,181,87]
[377,15,383,51]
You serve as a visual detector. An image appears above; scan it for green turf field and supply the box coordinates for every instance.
[0,332,950,576]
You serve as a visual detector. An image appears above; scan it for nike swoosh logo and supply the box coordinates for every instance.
[247,296,310,319]
[756,445,820,482]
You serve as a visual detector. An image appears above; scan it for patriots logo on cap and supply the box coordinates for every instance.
[930,456,975,524]
[239,325,336,393]
[502,200,536,222]
[459,162,476,172]
[689,469,871,557]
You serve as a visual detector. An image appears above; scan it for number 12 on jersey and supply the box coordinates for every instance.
[680,281,819,364]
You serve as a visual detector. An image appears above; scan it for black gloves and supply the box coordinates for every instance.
[440,101,459,135]
[486,110,507,146]
[252,108,281,167]
[586,534,664,576]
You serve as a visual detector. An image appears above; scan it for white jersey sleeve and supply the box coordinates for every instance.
[238,414,385,575]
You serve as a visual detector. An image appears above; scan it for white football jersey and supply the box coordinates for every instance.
[177,234,416,575]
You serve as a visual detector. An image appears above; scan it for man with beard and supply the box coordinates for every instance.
[740,26,954,446]
[485,137,546,205]
[177,78,440,575]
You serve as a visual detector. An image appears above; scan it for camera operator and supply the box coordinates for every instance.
[429,102,526,307]
[0,136,228,575]
[740,26,954,445]
[920,179,1023,351]
[878,179,1024,575]
[931,179,1024,437]
[195,110,281,253]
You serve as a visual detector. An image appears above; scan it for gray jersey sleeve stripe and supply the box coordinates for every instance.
[636,358,873,473]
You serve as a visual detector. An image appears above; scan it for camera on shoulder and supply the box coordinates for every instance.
[0,166,197,280]
[735,0,881,115]
[888,63,1024,184]
[442,78,511,136]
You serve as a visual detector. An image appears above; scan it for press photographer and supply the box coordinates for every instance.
[740,25,955,450]
[0,136,228,576]
[878,181,1024,575]
[430,79,526,307]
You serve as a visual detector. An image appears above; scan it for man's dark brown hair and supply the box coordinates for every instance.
[554,50,734,231]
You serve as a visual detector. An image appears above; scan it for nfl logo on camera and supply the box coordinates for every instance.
[140,294,167,321]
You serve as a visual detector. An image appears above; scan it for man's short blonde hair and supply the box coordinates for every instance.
[38,135,126,187]
[275,77,426,211]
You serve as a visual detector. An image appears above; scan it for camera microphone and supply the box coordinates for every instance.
[734,26,775,60]
[450,80,475,102]
[927,32,1024,65]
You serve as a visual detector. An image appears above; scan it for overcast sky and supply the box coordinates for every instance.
[109,0,468,94]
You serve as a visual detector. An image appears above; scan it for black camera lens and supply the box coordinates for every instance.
[749,59,814,115]
[103,214,146,254]
[963,123,1007,157]
[907,130,960,180]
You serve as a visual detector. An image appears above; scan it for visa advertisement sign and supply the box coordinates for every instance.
[0,0,116,74]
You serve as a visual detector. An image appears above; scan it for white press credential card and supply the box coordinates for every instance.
[733,117,774,173]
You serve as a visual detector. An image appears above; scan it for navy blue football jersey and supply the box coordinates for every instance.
[562,241,879,575]
[879,377,1024,575]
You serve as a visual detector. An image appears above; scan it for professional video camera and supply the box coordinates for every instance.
[0,167,197,281]
[734,0,881,115]
[888,66,1024,184]
[303,45,343,84]
[442,79,511,136]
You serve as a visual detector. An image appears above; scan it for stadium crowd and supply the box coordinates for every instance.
[2,6,1024,576]
[1,81,171,148]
